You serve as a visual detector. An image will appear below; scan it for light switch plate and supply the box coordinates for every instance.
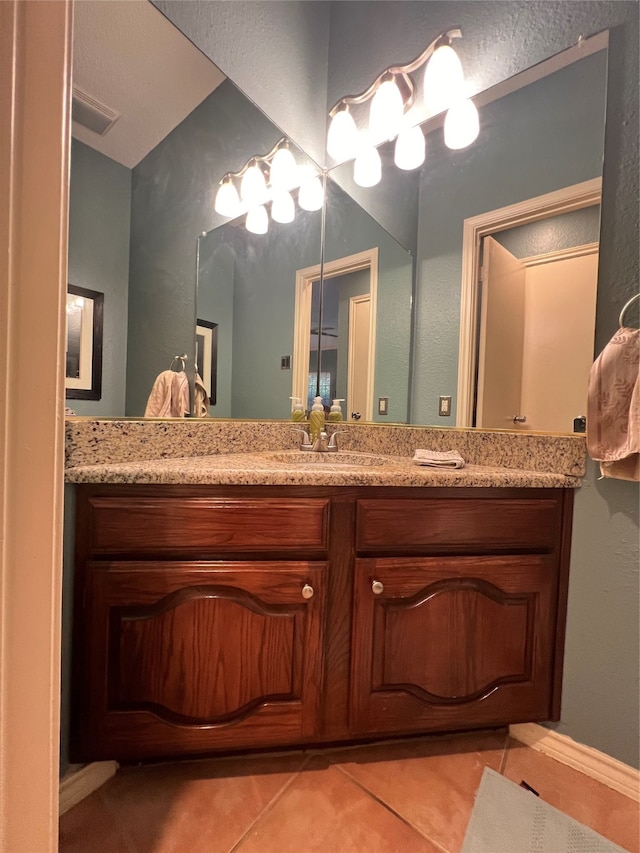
[439,395,452,416]
[378,397,389,416]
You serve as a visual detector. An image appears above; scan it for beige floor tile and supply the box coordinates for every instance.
[503,739,640,853]
[98,752,307,853]
[233,757,443,853]
[332,730,508,853]
[59,789,134,853]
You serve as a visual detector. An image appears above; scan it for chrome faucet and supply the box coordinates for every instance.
[292,428,348,453]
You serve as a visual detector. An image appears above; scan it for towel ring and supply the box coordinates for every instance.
[619,293,640,328]
[170,353,188,372]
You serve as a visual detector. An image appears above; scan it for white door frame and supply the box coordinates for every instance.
[293,248,378,419]
[456,178,602,427]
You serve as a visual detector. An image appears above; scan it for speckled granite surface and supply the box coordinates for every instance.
[64,450,580,488]
[65,419,585,488]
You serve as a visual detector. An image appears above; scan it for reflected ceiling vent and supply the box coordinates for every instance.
[72,87,120,135]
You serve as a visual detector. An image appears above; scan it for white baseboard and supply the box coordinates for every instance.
[509,723,639,803]
[59,761,119,815]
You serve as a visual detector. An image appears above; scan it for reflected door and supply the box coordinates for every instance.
[347,294,371,420]
[476,237,526,428]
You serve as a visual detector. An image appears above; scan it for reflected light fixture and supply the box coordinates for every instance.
[270,145,298,190]
[214,138,324,234]
[240,159,268,206]
[246,204,269,235]
[327,27,479,185]
[214,176,241,217]
[271,188,296,223]
[298,172,324,211]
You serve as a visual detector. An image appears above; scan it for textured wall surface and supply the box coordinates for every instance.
[324,180,414,423]
[495,206,601,259]
[68,140,131,416]
[154,0,331,166]
[126,80,288,416]
[412,51,607,426]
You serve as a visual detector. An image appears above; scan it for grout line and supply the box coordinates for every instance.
[498,730,511,774]
[227,754,312,853]
[335,764,452,853]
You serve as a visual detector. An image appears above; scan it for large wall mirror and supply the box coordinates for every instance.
[67,0,608,435]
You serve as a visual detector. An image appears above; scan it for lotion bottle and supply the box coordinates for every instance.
[309,396,325,442]
[290,396,305,422]
[328,398,345,422]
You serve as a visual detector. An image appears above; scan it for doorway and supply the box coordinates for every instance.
[476,236,598,432]
[457,178,601,430]
[293,248,378,421]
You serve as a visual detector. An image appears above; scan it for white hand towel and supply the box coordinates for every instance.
[412,449,465,468]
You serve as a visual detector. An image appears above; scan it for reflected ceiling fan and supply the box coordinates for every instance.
[310,326,338,338]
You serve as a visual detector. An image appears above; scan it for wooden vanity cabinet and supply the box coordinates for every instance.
[71,484,573,762]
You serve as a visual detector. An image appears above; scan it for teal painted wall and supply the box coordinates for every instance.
[68,140,131,416]
[126,79,297,416]
[412,51,607,426]
[154,0,331,167]
[495,206,601,259]
[229,212,323,419]
[196,235,235,418]
[324,180,413,423]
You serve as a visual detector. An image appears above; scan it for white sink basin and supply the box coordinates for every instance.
[268,451,403,468]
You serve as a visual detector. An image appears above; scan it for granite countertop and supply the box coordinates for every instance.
[65,450,582,488]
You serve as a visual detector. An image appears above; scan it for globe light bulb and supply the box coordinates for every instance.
[394,124,426,170]
[327,106,359,162]
[423,43,464,116]
[369,77,404,144]
[353,143,382,187]
[245,204,269,234]
[444,98,480,149]
[240,162,267,206]
[270,147,298,190]
[214,178,240,217]
[298,175,324,211]
[271,189,295,223]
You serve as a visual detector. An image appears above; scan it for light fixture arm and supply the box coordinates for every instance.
[220,137,288,184]
[328,27,462,117]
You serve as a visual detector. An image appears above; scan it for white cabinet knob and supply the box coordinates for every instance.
[302,584,314,599]
[371,580,384,595]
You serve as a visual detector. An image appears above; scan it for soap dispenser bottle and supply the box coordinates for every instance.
[328,398,345,422]
[309,396,325,442]
[290,396,305,422]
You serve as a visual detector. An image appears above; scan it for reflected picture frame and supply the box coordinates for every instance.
[65,284,104,400]
[196,319,218,406]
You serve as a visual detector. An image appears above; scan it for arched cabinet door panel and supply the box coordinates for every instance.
[349,555,557,736]
[76,561,326,761]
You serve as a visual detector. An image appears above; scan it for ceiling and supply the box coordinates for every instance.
[72,0,225,169]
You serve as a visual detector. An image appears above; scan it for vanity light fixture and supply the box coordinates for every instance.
[213,138,324,230]
[327,27,480,186]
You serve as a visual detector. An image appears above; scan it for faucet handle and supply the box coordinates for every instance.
[291,427,312,449]
[327,429,349,450]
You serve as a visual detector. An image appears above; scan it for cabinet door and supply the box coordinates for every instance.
[350,555,558,736]
[75,561,325,761]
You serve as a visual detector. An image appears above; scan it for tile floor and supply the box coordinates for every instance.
[59,731,639,853]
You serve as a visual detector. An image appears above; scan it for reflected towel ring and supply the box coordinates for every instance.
[619,293,640,328]
[170,353,188,372]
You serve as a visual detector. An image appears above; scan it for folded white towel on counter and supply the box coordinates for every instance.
[412,449,465,468]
